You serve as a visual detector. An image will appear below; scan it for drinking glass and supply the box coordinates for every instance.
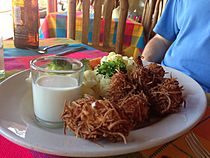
[30,56,84,128]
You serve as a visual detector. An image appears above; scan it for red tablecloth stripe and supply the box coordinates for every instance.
[0,136,33,158]
[5,50,108,71]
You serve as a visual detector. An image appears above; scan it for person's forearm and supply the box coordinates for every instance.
[142,35,172,63]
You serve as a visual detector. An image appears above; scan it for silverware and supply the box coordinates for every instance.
[27,44,69,54]
[185,132,210,158]
[37,44,69,54]
[55,46,86,56]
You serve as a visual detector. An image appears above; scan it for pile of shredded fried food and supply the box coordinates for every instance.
[62,57,185,144]
[62,95,131,143]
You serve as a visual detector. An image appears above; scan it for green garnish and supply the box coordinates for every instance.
[97,59,127,78]
[47,59,72,70]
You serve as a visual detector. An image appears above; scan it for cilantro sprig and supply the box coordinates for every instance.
[80,58,91,70]
[97,59,127,78]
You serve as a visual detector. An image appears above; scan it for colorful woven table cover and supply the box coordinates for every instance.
[1,39,210,158]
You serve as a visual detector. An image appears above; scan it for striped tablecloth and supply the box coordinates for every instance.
[1,38,210,158]
[39,11,145,57]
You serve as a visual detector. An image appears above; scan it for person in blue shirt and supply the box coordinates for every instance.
[142,0,210,93]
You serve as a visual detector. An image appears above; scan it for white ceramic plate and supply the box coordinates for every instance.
[0,67,207,157]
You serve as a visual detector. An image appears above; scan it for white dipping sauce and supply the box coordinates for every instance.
[32,75,81,123]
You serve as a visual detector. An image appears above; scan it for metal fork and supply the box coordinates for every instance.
[185,132,210,158]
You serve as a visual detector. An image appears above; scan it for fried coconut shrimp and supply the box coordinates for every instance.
[128,58,165,91]
[107,71,150,129]
[149,78,185,115]
[107,72,135,103]
[146,63,165,79]
[62,95,131,144]
[118,93,150,129]
[128,66,153,89]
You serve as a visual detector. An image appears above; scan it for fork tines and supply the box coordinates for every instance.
[185,132,210,158]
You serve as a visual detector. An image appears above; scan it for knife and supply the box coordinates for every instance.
[55,46,86,56]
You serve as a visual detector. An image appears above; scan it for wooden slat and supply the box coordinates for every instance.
[114,0,120,8]
[115,0,129,54]
[158,0,163,19]
[150,0,161,39]
[151,0,161,31]
[90,0,95,5]
[142,0,148,25]
[103,0,114,48]
[163,0,168,10]
[142,0,167,44]
[47,0,57,14]
[82,0,90,44]
[142,0,150,43]
[142,0,158,44]
[76,0,82,11]
[92,0,102,47]
[67,0,76,39]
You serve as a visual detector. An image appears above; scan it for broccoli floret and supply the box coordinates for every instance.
[47,59,72,70]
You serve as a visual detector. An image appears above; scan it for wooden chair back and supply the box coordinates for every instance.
[47,0,81,13]
[142,0,167,44]
[67,0,129,54]
[47,0,58,14]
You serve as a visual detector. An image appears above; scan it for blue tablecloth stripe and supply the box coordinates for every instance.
[4,43,95,58]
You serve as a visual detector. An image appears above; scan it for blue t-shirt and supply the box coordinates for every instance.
[153,0,210,92]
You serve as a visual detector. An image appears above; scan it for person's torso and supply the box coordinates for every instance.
[163,0,210,92]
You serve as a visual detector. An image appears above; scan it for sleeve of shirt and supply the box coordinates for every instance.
[153,0,179,42]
